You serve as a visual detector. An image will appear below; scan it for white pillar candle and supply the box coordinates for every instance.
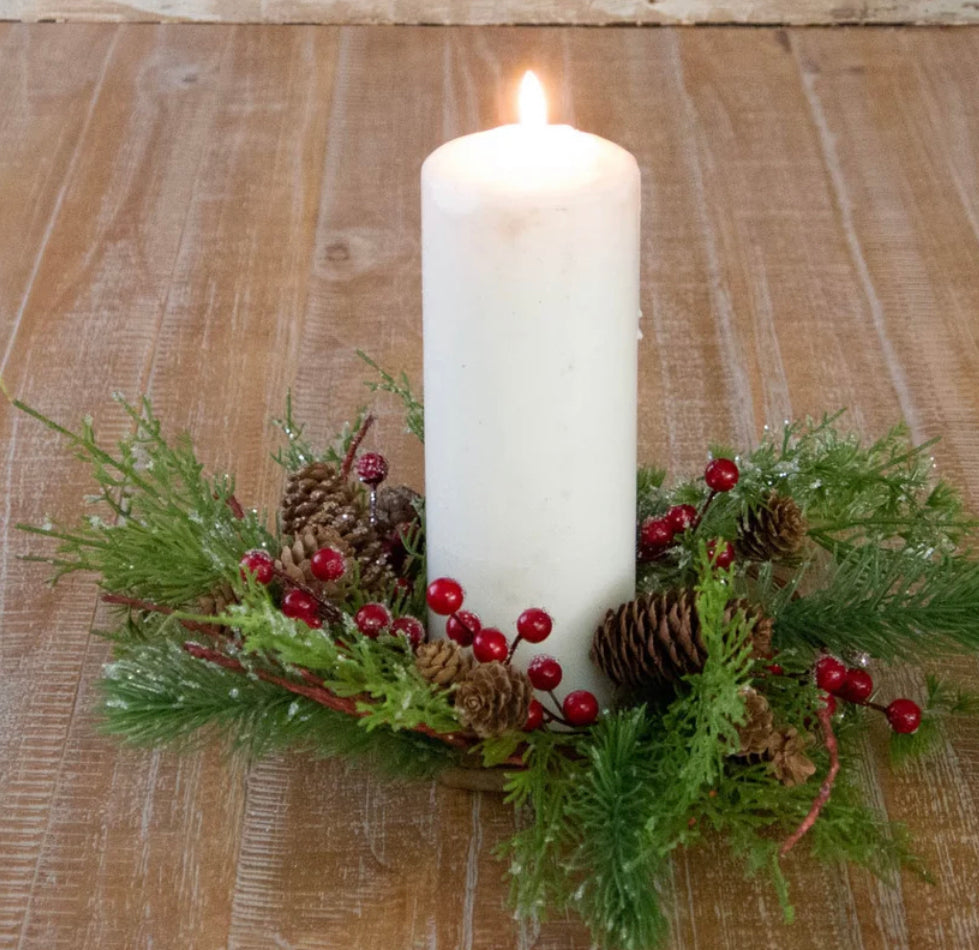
[421,73,640,703]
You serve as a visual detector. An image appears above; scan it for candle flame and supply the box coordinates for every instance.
[518,71,547,126]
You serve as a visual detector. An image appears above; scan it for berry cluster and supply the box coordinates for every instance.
[426,577,600,730]
[639,457,740,568]
[814,656,922,734]
[237,450,425,647]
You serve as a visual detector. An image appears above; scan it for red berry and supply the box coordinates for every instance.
[706,539,735,569]
[667,504,699,533]
[814,656,848,694]
[640,516,674,549]
[446,610,480,647]
[766,664,784,676]
[282,588,317,620]
[524,699,544,732]
[354,602,392,638]
[303,614,323,629]
[562,690,599,726]
[839,667,874,704]
[886,698,922,734]
[472,627,509,663]
[239,550,274,585]
[426,577,464,615]
[310,547,346,582]
[821,692,837,715]
[516,607,553,644]
[705,458,740,492]
[527,655,563,691]
[355,452,388,487]
[391,615,425,647]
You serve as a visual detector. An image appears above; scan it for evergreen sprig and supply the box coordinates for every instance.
[357,351,425,443]
[15,395,272,605]
[271,391,370,471]
[100,619,453,777]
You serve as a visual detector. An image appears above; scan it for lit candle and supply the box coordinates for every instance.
[421,72,640,702]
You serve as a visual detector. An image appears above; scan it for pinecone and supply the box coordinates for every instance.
[198,579,237,617]
[455,662,533,738]
[769,727,816,787]
[416,639,473,688]
[591,590,773,695]
[737,493,807,562]
[280,461,394,596]
[275,524,350,585]
[281,461,363,536]
[375,485,422,535]
[736,689,776,757]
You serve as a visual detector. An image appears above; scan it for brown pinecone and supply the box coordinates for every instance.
[736,689,777,757]
[591,590,773,695]
[455,662,534,738]
[275,524,350,585]
[281,461,363,536]
[737,493,807,562]
[198,579,237,617]
[375,485,422,535]
[280,461,393,596]
[769,727,816,787]
[416,640,473,688]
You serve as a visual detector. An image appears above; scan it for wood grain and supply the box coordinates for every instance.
[1,21,978,950]
[6,0,979,26]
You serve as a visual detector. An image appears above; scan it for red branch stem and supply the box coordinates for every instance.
[780,703,840,857]
[340,413,375,480]
[102,593,222,636]
[226,494,245,520]
[182,641,473,751]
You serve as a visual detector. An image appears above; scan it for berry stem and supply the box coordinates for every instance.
[539,693,575,728]
[506,633,524,664]
[270,567,343,624]
[698,489,718,522]
[779,702,840,858]
[540,706,574,728]
[340,413,375,480]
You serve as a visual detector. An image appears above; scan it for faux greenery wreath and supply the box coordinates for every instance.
[13,360,979,950]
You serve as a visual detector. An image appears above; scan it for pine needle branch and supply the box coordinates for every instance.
[16,396,273,604]
[357,350,424,443]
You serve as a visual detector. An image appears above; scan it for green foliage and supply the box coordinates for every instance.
[15,396,272,605]
[271,391,370,472]
[99,620,454,778]
[358,350,425,443]
[192,594,459,736]
[773,546,979,659]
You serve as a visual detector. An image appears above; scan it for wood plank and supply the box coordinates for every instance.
[6,0,979,25]
[1,21,978,950]
[0,23,238,949]
[791,28,979,950]
[0,23,116,365]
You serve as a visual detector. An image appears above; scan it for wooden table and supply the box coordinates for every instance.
[2,22,979,950]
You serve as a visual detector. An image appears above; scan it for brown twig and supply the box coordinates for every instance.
[226,494,245,520]
[780,702,840,857]
[102,593,220,636]
[340,412,375,480]
[182,641,473,751]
